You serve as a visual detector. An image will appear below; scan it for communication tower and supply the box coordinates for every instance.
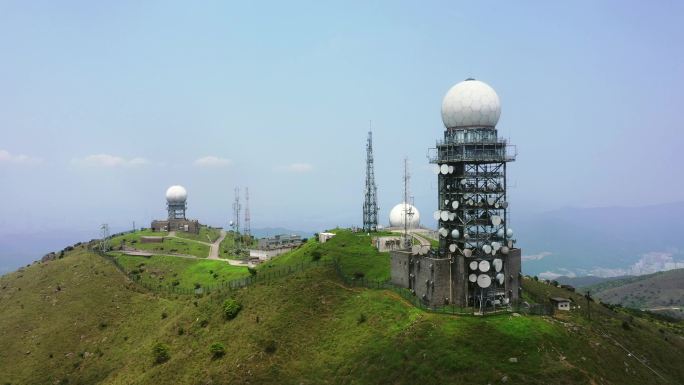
[363,129,378,232]
[99,224,110,253]
[402,157,414,247]
[232,187,242,250]
[244,187,251,237]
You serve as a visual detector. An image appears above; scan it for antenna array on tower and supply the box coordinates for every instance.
[363,129,379,232]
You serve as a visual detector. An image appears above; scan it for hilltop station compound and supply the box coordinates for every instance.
[151,185,200,234]
[391,79,521,311]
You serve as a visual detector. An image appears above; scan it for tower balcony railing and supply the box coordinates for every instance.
[428,144,517,163]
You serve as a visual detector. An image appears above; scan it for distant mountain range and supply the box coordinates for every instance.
[517,201,684,279]
[249,227,314,239]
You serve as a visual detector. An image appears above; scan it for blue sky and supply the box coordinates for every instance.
[1,1,683,268]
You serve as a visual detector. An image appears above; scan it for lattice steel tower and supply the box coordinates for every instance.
[363,130,378,232]
[430,78,520,310]
[244,187,251,237]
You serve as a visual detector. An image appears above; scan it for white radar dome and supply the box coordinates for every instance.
[441,79,501,129]
[389,202,420,228]
[165,185,188,203]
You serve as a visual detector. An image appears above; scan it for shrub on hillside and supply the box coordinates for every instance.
[248,267,257,276]
[152,343,170,364]
[210,342,225,358]
[311,250,322,261]
[223,299,242,320]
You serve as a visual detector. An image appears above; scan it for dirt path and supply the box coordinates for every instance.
[208,230,227,260]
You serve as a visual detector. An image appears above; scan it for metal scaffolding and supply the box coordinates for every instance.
[363,130,379,232]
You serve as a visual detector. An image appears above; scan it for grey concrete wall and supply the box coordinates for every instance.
[412,256,450,306]
[452,254,467,307]
[390,250,411,288]
[504,248,522,304]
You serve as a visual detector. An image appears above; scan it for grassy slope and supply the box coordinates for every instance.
[580,269,684,309]
[175,226,222,243]
[113,253,250,291]
[109,230,210,258]
[1,232,683,384]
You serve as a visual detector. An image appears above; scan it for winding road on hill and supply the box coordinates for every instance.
[208,230,226,260]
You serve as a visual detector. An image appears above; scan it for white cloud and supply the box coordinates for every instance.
[538,271,563,280]
[279,162,313,173]
[522,251,552,261]
[0,149,42,165]
[537,251,684,279]
[71,154,150,168]
[193,156,233,168]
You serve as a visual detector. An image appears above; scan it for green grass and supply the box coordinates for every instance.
[112,253,250,291]
[174,226,221,243]
[1,236,683,384]
[109,231,210,258]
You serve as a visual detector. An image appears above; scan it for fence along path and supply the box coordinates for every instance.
[94,248,551,315]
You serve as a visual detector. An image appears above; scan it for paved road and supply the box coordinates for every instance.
[208,230,227,260]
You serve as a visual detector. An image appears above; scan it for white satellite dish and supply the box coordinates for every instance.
[491,215,502,226]
[463,233,470,240]
[451,229,460,238]
[451,201,459,209]
[491,241,501,251]
[507,240,514,248]
[501,246,509,254]
[460,179,467,185]
[479,260,490,272]
[440,211,449,221]
[469,274,477,283]
[433,211,441,221]
[502,201,509,209]
[477,274,492,288]
[432,164,441,174]
[493,258,503,272]
[229,220,234,226]
[439,227,448,237]
[494,202,499,208]
[444,199,449,205]
[497,229,505,237]
[487,197,496,206]
[506,228,514,237]
[469,261,478,270]
[440,164,449,174]
[448,165,454,174]
[449,244,456,252]
[482,244,492,254]
[448,212,456,221]
[496,273,505,284]
[463,248,472,258]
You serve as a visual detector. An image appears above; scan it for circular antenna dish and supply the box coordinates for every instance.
[229,220,234,226]
[448,165,454,174]
[502,201,509,209]
[501,246,509,254]
[482,244,492,254]
[491,215,502,226]
[477,274,492,288]
[469,274,477,283]
[451,201,459,209]
[463,233,470,240]
[432,165,441,174]
[449,244,457,252]
[491,242,501,251]
[493,258,503,272]
[440,211,449,221]
[494,202,499,208]
[497,229,505,237]
[444,199,449,205]
[448,212,456,221]
[439,227,448,237]
[479,260,491,272]
[440,164,449,174]
[506,228,514,237]
[496,273,505,284]
[469,261,478,270]
[460,179,467,185]
[487,197,495,206]
[507,240,513,248]
[464,248,472,258]
[433,211,441,221]
[451,229,460,238]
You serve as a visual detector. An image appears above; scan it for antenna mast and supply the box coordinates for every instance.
[232,187,241,250]
[99,223,110,253]
[244,187,251,238]
[363,125,379,232]
[403,157,413,248]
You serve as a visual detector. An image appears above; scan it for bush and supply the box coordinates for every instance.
[223,299,242,320]
[264,339,277,354]
[248,267,257,276]
[357,313,367,324]
[152,343,170,364]
[210,342,225,358]
[311,250,322,261]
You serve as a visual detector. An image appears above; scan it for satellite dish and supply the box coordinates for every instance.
[477,274,492,288]
[440,211,449,221]
[494,202,499,208]
[497,229,505,237]
[463,233,470,240]
[506,228,514,237]
[469,261,478,270]
[448,212,456,221]
[444,199,449,206]
[460,179,467,185]
[463,248,472,258]
[507,240,514,248]
[483,244,492,254]
[451,229,460,238]
[438,227,448,237]
[479,260,490,272]
[469,274,477,283]
[496,273,505,284]
[493,258,503,272]
[448,165,454,174]
[487,197,496,206]
[501,246,509,254]
[440,164,449,174]
[491,215,502,226]
[433,211,441,221]
[432,164,441,174]
[449,244,456,252]
[451,201,459,209]
[229,220,234,226]
[501,201,509,209]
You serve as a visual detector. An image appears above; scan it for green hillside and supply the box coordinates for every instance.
[1,231,683,384]
[108,230,210,258]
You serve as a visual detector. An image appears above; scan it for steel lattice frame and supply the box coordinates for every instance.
[363,131,379,232]
[430,127,516,311]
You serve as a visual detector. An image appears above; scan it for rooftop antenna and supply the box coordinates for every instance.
[244,187,251,238]
[403,157,414,248]
[232,187,241,251]
[363,122,379,233]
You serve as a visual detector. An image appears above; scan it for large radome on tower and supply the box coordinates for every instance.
[441,78,501,129]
